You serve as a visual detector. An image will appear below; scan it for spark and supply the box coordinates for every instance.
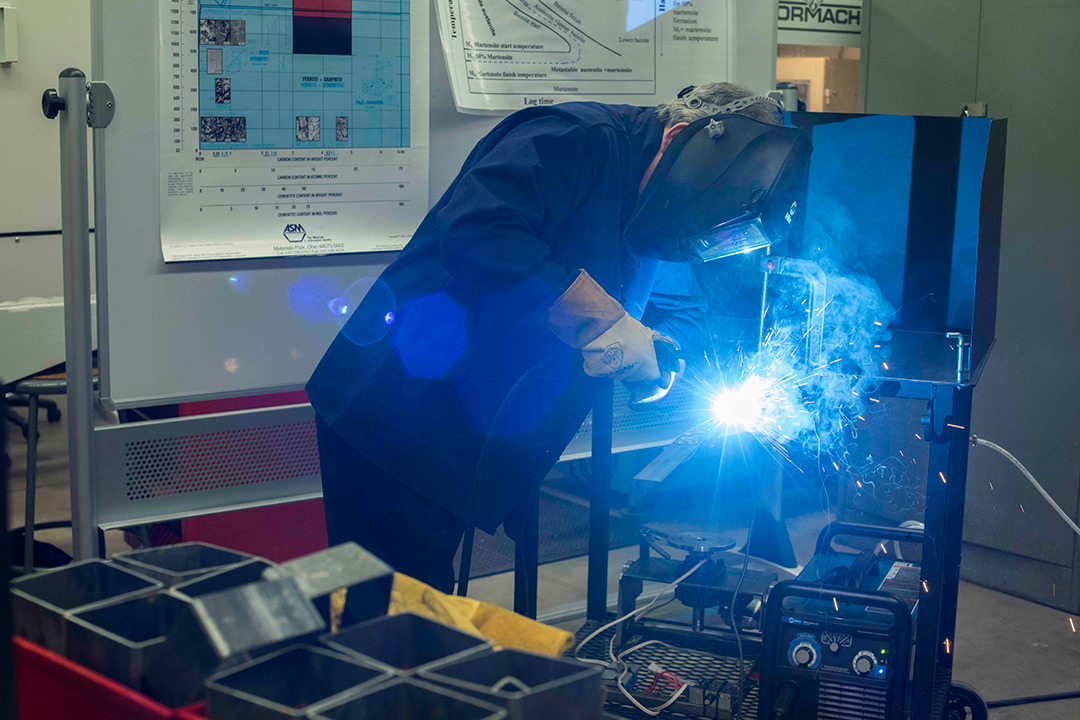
[1020,504,1025,513]
[1071,618,1076,633]
[1053,584,1057,597]
[922,580,929,593]
[870,397,880,403]
[874,321,883,326]
[833,597,839,612]
[915,433,923,440]
[944,638,952,654]
[882,361,890,370]
[988,481,994,490]
[898,449,905,457]
[856,480,863,488]
[833,461,839,471]
[879,543,887,554]
[939,472,947,484]
[947,423,965,430]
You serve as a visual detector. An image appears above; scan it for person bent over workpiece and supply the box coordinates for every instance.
[307,83,810,592]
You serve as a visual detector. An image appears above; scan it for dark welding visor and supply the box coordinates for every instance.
[623,113,812,263]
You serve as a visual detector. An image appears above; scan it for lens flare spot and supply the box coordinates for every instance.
[224,358,239,373]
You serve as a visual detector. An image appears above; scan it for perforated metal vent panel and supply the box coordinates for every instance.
[817,679,888,720]
[123,421,320,501]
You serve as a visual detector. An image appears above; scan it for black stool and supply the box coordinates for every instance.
[8,373,98,573]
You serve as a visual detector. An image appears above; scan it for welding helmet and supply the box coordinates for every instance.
[623,97,812,263]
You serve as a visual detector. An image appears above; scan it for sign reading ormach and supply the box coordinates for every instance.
[779,0,862,47]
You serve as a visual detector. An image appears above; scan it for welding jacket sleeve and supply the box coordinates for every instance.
[641,262,709,358]
[434,117,598,312]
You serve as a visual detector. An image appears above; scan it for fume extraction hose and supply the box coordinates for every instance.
[971,436,1080,540]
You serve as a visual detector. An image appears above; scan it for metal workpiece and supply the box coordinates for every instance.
[205,644,390,720]
[65,591,213,707]
[170,559,278,600]
[10,559,161,654]
[310,677,508,720]
[263,543,393,630]
[192,577,326,661]
[113,541,256,587]
[418,648,604,720]
[321,612,491,675]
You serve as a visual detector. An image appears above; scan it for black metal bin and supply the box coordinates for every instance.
[309,677,507,720]
[204,644,389,720]
[320,612,490,674]
[113,541,255,586]
[10,559,161,653]
[419,648,604,720]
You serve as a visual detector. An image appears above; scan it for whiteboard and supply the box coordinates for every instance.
[93,0,776,408]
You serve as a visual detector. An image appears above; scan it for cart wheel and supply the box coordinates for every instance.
[46,406,62,423]
[946,683,988,720]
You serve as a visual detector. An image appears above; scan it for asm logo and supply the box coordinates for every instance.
[283,224,306,242]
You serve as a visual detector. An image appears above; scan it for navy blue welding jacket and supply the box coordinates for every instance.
[307,102,705,531]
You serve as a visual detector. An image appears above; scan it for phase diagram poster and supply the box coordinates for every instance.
[434,0,735,113]
[159,0,430,262]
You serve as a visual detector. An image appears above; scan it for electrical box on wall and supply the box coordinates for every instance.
[0,5,16,64]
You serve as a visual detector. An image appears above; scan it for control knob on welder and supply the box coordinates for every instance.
[853,650,878,676]
[792,642,818,668]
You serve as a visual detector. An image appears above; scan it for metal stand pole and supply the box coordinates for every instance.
[587,380,614,621]
[911,384,972,720]
[43,69,97,560]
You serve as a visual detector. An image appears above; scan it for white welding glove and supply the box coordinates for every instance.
[543,269,664,384]
[581,314,662,384]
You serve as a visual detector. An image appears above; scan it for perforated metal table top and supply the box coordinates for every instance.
[574,620,760,719]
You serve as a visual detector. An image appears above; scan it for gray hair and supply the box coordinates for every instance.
[656,82,782,126]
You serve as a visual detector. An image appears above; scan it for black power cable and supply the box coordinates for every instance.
[987,690,1080,710]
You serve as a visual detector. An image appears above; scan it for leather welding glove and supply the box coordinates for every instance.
[543,270,663,384]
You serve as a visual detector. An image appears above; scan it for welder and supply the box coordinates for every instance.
[307,83,811,592]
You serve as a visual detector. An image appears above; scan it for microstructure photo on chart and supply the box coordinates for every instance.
[201,116,247,143]
[200,19,246,47]
[194,0,410,150]
[296,116,321,142]
[215,78,231,105]
[206,48,223,75]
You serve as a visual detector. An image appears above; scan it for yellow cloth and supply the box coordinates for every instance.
[385,572,574,657]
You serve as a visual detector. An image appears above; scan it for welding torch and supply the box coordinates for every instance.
[628,336,687,406]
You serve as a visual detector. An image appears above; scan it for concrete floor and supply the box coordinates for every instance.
[6,397,1080,717]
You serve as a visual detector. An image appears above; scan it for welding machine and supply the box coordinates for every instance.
[758,523,923,720]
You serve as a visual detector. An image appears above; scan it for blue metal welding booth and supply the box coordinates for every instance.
[581,112,1006,720]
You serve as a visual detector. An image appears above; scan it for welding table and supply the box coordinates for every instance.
[579,327,988,720]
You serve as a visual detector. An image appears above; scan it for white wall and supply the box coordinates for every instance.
[0,0,93,381]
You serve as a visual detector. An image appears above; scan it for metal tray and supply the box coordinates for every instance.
[66,591,215,707]
[113,542,256,586]
[10,559,161,653]
[263,543,393,631]
[171,559,277,600]
[418,648,604,720]
[205,644,390,720]
[309,677,507,720]
[320,612,490,675]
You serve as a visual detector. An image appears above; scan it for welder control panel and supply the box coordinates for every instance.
[782,621,893,683]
